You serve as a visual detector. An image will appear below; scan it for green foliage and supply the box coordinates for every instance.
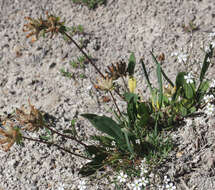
[21,13,215,183]
[72,0,106,9]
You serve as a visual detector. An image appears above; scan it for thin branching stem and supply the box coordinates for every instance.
[44,124,88,148]
[122,76,129,91]
[22,136,91,160]
[109,91,122,116]
[62,31,104,78]
[61,31,124,100]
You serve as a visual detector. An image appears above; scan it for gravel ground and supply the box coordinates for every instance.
[0,0,215,189]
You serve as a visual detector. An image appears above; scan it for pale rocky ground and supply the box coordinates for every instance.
[0,0,215,189]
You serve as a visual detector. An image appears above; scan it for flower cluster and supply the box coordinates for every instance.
[15,99,45,132]
[23,12,65,42]
[171,52,188,63]
[184,73,194,84]
[158,175,176,190]
[0,120,22,152]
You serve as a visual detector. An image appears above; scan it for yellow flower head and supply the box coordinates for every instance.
[128,77,137,93]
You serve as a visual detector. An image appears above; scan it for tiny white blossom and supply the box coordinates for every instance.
[166,182,176,190]
[136,139,141,144]
[205,46,211,53]
[140,168,148,176]
[78,180,87,190]
[138,177,149,187]
[111,141,116,146]
[207,57,211,62]
[203,94,214,103]
[117,171,128,183]
[171,52,178,57]
[205,103,215,116]
[211,41,215,48]
[177,53,188,63]
[131,179,142,190]
[164,175,171,184]
[209,32,215,40]
[210,79,215,88]
[92,154,95,158]
[184,73,194,84]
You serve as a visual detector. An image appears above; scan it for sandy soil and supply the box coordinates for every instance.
[0,0,215,189]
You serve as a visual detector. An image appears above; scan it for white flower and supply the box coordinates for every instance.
[205,103,215,116]
[92,154,95,158]
[205,46,211,53]
[138,177,149,187]
[209,32,215,40]
[78,180,87,190]
[211,41,215,48]
[203,94,214,103]
[131,179,142,190]
[207,57,211,62]
[166,182,176,190]
[164,175,171,184]
[141,158,147,165]
[117,171,128,183]
[177,53,188,63]
[135,139,141,144]
[171,52,178,57]
[184,73,194,84]
[111,141,116,146]
[140,167,148,176]
[210,79,215,88]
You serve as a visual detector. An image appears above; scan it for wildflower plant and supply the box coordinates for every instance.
[1,12,215,189]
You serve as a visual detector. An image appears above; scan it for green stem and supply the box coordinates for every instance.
[62,31,104,78]
[22,136,91,160]
[61,31,124,100]
[44,124,88,148]
[109,91,122,117]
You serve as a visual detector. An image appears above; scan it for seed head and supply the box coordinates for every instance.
[0,120,22,152]
[15,99,45,132]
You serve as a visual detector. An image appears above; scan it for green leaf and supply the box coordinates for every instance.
[121,128,134,155]
[196,80,209,102]
[79,157,106,176]
[124,92,139,103]
[81,114,124,141]
[91,135,113,146]
[161,68,174,87]
[183,83,195,99]
[151,52,163,109]
[127,52,136,76]
[172,72,186,101]
[188,106,196,114]
[200,45,213,82]
[127,96,137,127]
[179,104,187,116]
[140,59,153,93]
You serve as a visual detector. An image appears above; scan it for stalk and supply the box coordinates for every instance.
[22,136,90,160]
